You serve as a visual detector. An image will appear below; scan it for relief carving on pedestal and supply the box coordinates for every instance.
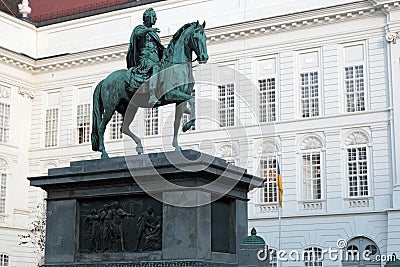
[79,197,162,253]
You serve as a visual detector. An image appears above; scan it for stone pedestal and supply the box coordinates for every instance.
[29,150,262,266]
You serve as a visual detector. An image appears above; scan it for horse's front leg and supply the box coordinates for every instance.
[182,98,195,132]
[172,103,184,151]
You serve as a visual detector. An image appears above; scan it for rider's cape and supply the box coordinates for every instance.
[126,25,164,69]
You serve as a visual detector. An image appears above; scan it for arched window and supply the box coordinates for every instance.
[342,236,380,266]
[344,131,369,197]
[0,254,9,266]
[258,141,279,204]
[0,159,7,214]
[300,137,323,201]
[303,246,323,266]
[216,144,238,165]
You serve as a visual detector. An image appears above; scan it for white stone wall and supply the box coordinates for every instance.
[0,0,399,266]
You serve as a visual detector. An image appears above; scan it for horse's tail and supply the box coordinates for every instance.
[91,80,103,152]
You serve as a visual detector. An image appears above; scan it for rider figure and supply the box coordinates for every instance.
[126,8,165,105]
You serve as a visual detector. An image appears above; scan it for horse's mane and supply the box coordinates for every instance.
[172,23,194,43]
[162,22,196,63]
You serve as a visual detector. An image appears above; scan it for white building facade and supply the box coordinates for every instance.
[0,0,400,266]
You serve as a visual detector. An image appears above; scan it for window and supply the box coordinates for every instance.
[343,236,381,265]
[304,247,323,267]
[259,78,276,122]
[269,248,277,267]
[218,84,234,127]
[110,112,123,140]
[345,66,365,112]
[300,72,319,118]
[77,104,91,144]
[0,254,9,266]
[45,108,58,147]
[301,152,322,200]
[347,147,368,197]
[0,103,10,143]
[343,43,366,113]
[261,157,277,203]
[300,137,323,201]
[144,107,158,136]
[298,50,320,118]
[345,131,369,197]
[0,172,6,214]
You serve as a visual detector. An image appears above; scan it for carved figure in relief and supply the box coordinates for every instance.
[135,205,158,251]
[142,215,162,251]
[100,204,115,252]
[111,201,135,252]
[85,208,101,252]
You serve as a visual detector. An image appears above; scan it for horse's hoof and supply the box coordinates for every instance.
[182,118,195,132]
[174,146,182,151]
[136,146,144,154]
[101,152,109,159]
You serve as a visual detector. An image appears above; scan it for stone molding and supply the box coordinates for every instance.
[300,136,323,150]
[258,203,278,213]
[345,131,369,146]
[0,159,8,171]
[18,87,35,99]
[0,85,10,99]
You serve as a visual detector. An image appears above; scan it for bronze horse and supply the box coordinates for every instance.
[91,21,208,158]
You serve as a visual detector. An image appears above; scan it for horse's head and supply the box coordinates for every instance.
[189,21,208,64]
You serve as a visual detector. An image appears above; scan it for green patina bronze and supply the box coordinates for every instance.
[242,228,266,245]
[91,8,208,159]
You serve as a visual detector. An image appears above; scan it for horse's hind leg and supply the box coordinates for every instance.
[121,105,143,154]
[99,108,114,159]
[172,103,184,151]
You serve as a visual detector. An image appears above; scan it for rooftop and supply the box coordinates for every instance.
[0,0,166,26]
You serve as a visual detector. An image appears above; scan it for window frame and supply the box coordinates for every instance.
[298,136,325,202]
[144,107,159,136]
[303,246,323,267]
[346,144,370,198]
[300,151,323,201]
[218,83,235,127]
[76,103,91,144]
[0,170,6,215]
[340,41,369,114]
[44,107,59,148]
[260,155,278,204]
[295,48,323,119]
[109,111,124,140]
[342,131,372,199]
[256,55,279,123]
[0,253,9,266]
[0,101,10,144]
[269,247,277,267]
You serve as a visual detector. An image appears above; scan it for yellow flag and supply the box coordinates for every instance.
[276,162,283,207]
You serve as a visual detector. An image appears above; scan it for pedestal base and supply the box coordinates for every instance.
[29,150,261,266]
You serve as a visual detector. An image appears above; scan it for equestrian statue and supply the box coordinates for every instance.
[91,8,208,158]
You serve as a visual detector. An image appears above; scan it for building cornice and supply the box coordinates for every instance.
[0,1,398,73]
